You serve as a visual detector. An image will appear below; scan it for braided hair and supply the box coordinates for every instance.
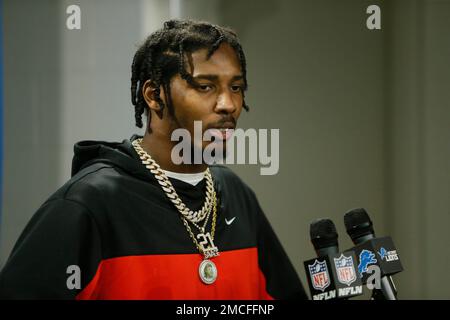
[131,19,249,131]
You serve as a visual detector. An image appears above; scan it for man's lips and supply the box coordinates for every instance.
[206,126,235,141]
[207,121,236,140]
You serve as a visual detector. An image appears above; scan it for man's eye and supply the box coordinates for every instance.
[197,84,212,92]
[231,85,243,93]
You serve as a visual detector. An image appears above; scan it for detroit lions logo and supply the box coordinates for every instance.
[378,247,387,260]
[378,247,399,262]
[358,250,377,276]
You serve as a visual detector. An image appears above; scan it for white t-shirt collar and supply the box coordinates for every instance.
[162,169,206,186]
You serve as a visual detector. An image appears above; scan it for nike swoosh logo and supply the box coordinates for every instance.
[225,217,236,225]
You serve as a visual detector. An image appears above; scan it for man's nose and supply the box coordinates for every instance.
[215,91,237,114]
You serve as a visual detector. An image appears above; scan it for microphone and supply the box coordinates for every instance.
[344,208,403,300]
[304,218,363,300]
[310,218,339,257]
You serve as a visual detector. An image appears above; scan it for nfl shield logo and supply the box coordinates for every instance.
[308,260,330,291]
[334,254,357,286]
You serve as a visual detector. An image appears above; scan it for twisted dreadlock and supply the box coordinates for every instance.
[131,19,249,131]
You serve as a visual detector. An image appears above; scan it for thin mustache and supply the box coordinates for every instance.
[208,117,236,129]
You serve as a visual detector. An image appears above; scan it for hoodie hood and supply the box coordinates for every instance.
[71,134,148,179]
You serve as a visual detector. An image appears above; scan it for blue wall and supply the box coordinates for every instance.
[0,0,3,232]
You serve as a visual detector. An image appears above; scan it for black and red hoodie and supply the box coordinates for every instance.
[0,135,307,300]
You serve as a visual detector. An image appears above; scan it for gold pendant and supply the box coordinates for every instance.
[199,259,218,285]
[197,232,219,259]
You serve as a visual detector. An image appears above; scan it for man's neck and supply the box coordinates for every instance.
[141,130,208,174]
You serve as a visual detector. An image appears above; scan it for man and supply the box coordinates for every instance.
[0,20,307,299]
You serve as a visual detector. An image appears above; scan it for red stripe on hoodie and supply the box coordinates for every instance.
[76,247,274,300]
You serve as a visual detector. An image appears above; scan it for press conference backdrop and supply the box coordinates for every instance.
[1,0,449,299]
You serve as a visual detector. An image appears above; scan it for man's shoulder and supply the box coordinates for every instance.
[17,164,119,238]
[48,162,126,207]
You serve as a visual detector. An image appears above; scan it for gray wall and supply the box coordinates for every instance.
[58,0,143,181]
[386,0,450,299]
[219,0,386,299]
[1,0,142,265]
[1,0,449,299]
[1,0,62,265]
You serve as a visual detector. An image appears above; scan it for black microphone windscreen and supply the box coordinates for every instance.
[310,218,338,250]
[344,208,374,242]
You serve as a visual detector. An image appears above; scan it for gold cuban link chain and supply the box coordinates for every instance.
[132,138,214,224]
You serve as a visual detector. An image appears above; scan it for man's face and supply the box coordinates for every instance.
[166,42,245,155]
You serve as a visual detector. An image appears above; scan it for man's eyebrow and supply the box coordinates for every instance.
[192,74,244,81]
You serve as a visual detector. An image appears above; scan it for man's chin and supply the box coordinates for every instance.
[201,142,228,164]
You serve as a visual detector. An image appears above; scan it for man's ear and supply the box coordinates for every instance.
[142,79,165,112]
